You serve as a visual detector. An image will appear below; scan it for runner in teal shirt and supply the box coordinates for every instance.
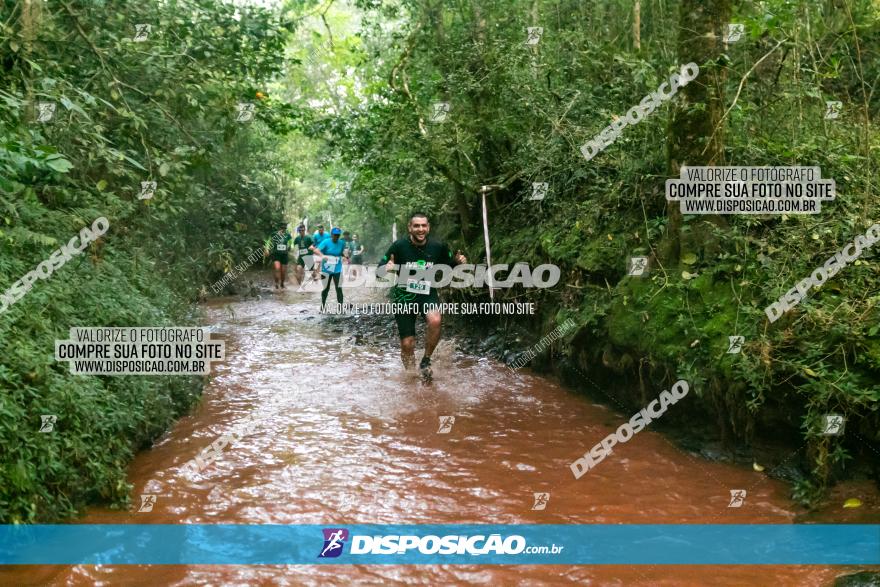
[312,224,328,247]
[313,227,346,310]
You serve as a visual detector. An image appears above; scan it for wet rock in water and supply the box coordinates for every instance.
[698,447,728,462]
[483,333,500,349]
[766,461,807,484]
[834,572,880,587]
[242,280,261,298]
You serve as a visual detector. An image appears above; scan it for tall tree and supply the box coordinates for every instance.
[661,0,731,262]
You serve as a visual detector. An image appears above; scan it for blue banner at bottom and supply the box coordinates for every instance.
[0,524,877,565]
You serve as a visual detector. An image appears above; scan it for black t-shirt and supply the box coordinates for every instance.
[268,232,292,255]
[381,237,459,301]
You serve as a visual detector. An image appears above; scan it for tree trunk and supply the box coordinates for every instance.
[21,0,42,119]
[660,0,730,264]
[633,1,641,51]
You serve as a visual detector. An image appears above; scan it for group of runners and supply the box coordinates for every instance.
[263,213,464,382]
[265,223,364,289]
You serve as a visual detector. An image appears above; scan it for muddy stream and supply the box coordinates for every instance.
[5,283,879,586]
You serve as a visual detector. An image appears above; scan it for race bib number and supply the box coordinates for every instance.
[276,244,287,251]
[323,255,338,266]
[299,248,309,256]
[406,279,431,295]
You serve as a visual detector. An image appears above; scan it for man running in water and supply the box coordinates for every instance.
[312,227,346,311]
[292,224,313,285]
[349,233,365,281]
[381,212,466,381]
[264,222,292,289]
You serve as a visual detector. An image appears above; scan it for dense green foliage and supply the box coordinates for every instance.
[0,0,294,522]
[293,0,880,501]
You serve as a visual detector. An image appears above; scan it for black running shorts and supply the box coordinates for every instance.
[393,298,439,339]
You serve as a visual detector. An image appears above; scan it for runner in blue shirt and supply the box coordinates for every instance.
[312,227,347,311]
[312,224,328,247]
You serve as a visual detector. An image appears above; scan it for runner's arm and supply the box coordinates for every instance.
[379,241,397,271]
[444,243,467,267]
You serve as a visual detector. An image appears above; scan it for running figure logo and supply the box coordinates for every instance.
[437,416,455,434]
[628,257,648,276]
[728,489,746,508]
[530,182,548,201]
[36,102,56,123]
[532,492,550,510]
[821,414,844,436]
[727,335,744,354]
[526,27,543,45]
[724,23,744,43]
[824,101,842,120]
[237,102,256,122]
[430,102,449,123]
[133,24,151,42]
[139,181,156,200]
[39,415,57,433]
[318,528,349,558]
[138,494,157,512]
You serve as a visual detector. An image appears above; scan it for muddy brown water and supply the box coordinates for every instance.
[4,282,879,586]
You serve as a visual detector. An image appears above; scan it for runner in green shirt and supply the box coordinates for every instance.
[292,225,314,286]
[264,222,292,289]
[349,233,365,281]
[380,212,466,381]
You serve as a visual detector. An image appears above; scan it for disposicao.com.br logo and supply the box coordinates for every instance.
[318,528,563,558]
